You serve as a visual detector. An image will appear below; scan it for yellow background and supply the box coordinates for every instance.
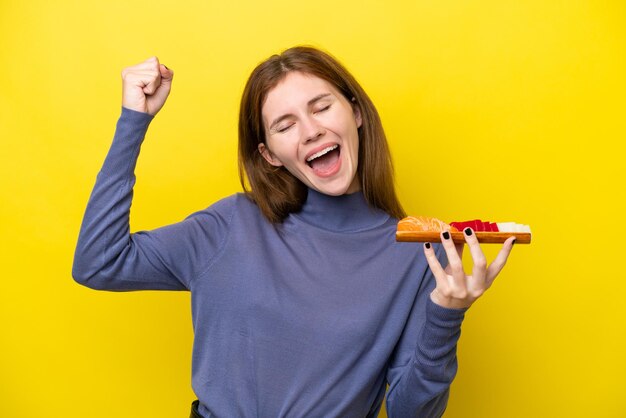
[1,0,624,417]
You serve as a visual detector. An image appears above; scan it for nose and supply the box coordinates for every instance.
[301,115,325,143]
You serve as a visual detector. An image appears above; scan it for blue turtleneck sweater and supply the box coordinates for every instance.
[72,107,467,417]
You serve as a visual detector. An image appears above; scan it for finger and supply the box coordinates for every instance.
[135,57,161,95]
[140,56,160,69]
[122,57,161,73]
[486,236,516,285]
[445,241,464,274]
[143,70,162,95]
[455,241,464,259]
[159,63,174,81]
[462,227,488,283]
[440,230,465,282]
[122,70,161,89]
[145,56,159,63]
[423,242,448,288]
[150,64,174,111]
[154,64,173,99]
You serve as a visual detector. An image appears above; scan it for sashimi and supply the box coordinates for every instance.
[397,216,458,232]
[397,216,531,244]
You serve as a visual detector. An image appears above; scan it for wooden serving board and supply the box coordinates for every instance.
[396,231,531,244]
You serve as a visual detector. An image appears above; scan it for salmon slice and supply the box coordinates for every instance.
[397,216,458,232]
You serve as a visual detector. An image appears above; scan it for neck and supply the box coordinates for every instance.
[292,188,390,232]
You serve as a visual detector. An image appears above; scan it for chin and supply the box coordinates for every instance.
[319,188,349,196]
[309,180,357,196]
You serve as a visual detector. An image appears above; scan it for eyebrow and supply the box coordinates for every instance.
[268,93,332,131]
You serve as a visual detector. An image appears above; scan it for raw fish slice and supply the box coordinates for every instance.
[397,216,458,232]
[398,217,531,244]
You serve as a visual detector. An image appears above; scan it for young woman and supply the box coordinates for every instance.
[73,46,515,418]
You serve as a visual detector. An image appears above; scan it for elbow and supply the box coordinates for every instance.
[72,255,129,291]
[72,244,92,286]
[72,264,96,288]
[72,269,112,290]
[72,258,105,290]
[72,241,112,289]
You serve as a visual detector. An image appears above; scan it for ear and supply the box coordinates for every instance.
[258,142,284,167]
[351,98,362,128]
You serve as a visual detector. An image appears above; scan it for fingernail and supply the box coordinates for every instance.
[425,242,431,249]
[442,231,450,240]
[464,228,473,236]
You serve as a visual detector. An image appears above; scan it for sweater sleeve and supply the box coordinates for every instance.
[72,107,232,291]
[385,243,468,417]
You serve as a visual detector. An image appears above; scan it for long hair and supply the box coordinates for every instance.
[238,45,405,223]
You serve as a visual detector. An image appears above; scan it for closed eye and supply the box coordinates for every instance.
[316,105,331,113]
[276,124,293,133]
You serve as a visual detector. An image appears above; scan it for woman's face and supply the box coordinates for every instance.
[259,71,362,196]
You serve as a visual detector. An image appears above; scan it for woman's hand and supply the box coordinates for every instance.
[121,56,173,115]
[423,228,515,309]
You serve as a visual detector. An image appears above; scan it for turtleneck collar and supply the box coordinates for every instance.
[290,188,391,232]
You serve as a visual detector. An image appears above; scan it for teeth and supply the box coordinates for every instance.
[306,145,338,162]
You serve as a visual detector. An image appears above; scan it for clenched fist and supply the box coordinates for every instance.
[121,56,173,115]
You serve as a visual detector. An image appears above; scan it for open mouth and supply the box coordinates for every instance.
[306,144,341,173]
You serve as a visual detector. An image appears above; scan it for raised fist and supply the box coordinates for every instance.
[121,56,173,115]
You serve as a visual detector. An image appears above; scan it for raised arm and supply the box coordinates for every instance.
[72,58,230,291]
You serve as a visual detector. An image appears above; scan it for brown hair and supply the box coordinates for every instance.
[238,45,405,223]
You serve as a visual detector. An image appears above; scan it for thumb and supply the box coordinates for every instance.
[159,63,174,83]
[145,63,173,114]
